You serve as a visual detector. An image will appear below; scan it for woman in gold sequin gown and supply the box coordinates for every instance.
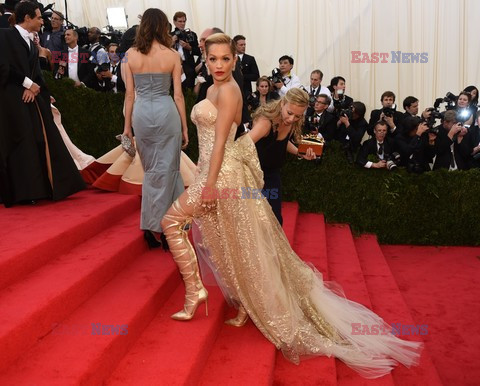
[161,33,422,379]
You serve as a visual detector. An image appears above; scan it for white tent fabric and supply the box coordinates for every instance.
[38,0,479,114]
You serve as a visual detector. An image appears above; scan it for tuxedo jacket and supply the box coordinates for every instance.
[53,48,93,84]
[368,109,404,137]
[356,137,399,167]
[239,53,259,95]
[432,129,470,170]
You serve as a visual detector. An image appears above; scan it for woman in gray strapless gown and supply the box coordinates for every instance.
[121,8,189,248]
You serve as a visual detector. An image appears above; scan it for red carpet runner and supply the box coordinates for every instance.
[0,190,478,385]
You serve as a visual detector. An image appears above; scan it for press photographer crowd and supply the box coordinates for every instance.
[2,0,480,175]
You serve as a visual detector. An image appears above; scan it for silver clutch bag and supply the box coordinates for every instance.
[115,134,136,157]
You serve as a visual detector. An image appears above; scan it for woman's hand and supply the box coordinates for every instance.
[301,147,317,160]
[122,128,133,143]
[201,183,217,211]
[182,129,189,149]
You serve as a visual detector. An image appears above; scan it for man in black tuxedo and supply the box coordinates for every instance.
[233,35,259,97]
[304,94,337,141]
[432,110,470,170]
[0,1,84,207]
[0,0,18,28]
[105,42,124,92]
[171,11,200,90]
[368,91,404,137]
[53,28,93,86]
[357,121,401,169]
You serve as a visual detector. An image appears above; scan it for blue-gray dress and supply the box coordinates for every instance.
[132,73,184,232]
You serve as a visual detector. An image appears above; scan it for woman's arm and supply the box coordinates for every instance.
[248,116,271,143]
[171,51,189,148]
[122,50,135,141]
[204,84,240,192]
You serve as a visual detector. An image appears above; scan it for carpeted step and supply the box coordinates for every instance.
[354,235,443,385]
[0,248,178,385]
[282,201,299,246]
[0,189,140,291]
[273,212,337,386]
[0,210,145,373]
[325,224,394,386]
[106,286,227,386]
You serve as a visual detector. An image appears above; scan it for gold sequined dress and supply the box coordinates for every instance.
[187,99,422,379]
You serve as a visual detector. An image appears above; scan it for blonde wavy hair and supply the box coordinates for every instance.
[251,88,309,143]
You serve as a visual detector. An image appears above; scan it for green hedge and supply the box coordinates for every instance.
[45,73,480,246]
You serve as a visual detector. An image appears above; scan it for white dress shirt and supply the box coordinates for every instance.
[68,46,80,82]
[278,72,302,97]
[15,24,34,90]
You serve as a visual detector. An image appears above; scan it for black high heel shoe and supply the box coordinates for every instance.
[144,231,169,251]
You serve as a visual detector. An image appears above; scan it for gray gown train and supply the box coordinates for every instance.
[132,73,184,232]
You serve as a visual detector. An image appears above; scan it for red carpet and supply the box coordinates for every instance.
[0,189,478,385]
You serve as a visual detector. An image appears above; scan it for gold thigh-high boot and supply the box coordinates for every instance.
[162,200,208,321]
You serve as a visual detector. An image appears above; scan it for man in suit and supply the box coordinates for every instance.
[432,110,470,170]
[233,35,259,97]
[0,1,84,207]
[368,91,404,137]
[0,0,18,28]
[53,28,93,86]
[105,42,124,92]
[356,121,401,169]
[171,11,200,90]
[304,94,337,141]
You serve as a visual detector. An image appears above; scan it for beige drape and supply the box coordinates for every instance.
[39,0,479,114]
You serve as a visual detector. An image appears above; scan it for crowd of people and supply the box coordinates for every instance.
[0,1,440,379]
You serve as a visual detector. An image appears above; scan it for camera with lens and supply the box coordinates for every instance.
[246,92,260,112]
[300,86,317,108]
[340,107,353,120]
[423,107,443,132]
[269,68,283,85]
[305,114,321,132]
[385,152,401,171]
[172,28,195,44]
[381,104,397,118]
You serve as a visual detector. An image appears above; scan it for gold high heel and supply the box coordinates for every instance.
[163,200,209,321]
[225,305,249,327]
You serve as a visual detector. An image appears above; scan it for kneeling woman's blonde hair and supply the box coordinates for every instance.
[252,88,309,143]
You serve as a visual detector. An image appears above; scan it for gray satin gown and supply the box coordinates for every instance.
[132,73,184,232]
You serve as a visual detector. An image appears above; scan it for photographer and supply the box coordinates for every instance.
[245,76,279,114]
[327,76,353,116]
[306,70,332,115]
[402,96,432,121]
[171,11,200,90]
[273,55,302,97]
[455,91,475,127]
[356,120,401,170]
[368,91,404,137]
[40,10,66,53]
[337,101,368,161]
[432,110,470,170]
[303,94,336,141]
[396,116,435,173]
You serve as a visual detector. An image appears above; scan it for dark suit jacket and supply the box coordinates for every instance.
[432,128,470,170]
[53,48,93,84]
[368,108,404,137]
[239,53,259,95]
[356,137,399,167]
[338,117,368,152]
